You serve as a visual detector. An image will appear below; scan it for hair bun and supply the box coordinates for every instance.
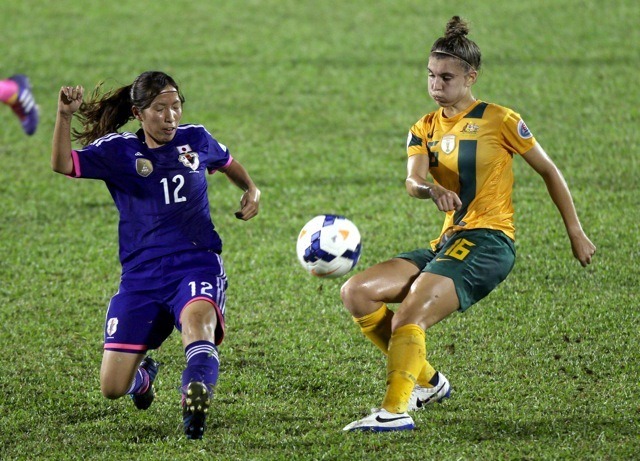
[444,16,470,38]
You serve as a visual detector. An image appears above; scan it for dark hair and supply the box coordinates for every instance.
[73,71,185,145]
[430,16,481,72]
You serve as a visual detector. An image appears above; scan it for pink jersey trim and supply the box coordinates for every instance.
[68,150,81,177]
[208,155,233,175]
[179,297,226,345]
[104,343,147,351]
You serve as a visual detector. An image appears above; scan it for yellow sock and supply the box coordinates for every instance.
[416,360,437,387]
[353,304,393,354]
[382,324,426,413]
[354,305,436,386]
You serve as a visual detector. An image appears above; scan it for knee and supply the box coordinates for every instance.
[181,301,217,343]
[340,276,356,307]
[100,381,128,400]
[101,390,122,400]
[340,275,368,316]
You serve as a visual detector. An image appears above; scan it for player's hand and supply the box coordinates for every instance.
[58,85,84,116]
[234,188,261,220]
[570,232,596,267]
[429,185,462,212]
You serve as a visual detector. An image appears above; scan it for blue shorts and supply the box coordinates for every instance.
[104,250,227,353]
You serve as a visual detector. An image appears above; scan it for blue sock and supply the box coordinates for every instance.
[127,366,150,395]
[181,340,219,393]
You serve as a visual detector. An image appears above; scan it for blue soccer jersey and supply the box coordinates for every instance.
[70,124,232,271]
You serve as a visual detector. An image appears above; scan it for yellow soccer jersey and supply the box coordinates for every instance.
[407,100,536,249]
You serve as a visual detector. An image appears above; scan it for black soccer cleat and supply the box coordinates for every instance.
[131,356,160,410]
[182,381,212,440]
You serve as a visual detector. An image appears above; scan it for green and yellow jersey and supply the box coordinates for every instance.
[407,100,536,249]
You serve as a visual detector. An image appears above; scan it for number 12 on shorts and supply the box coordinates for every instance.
[189,281,214,297]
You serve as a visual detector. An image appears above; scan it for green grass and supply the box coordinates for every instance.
[1,0,639,459]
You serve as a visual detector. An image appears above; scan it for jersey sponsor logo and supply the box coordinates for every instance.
[461,122,479,134]
[136,158,154,177]
[106,317,118,337]
[441,134,456,154]
[177,144,200,171]
[517,119,532,139]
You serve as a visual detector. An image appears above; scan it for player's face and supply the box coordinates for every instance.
[136,85,183,148]
[427,56,476,110]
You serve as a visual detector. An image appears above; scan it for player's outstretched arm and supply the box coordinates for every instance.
[522,142,596,267]
[52,85,84,175]
[220,158,261,220]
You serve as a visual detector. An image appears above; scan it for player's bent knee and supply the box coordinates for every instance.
[100,381,129,400]
[181,300,217,324]
[340,277,358,308]
[340,275,371,315]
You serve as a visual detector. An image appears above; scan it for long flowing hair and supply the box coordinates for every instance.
[72,71,184,145]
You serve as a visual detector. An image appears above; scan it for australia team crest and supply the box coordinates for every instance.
[177,144,200,171]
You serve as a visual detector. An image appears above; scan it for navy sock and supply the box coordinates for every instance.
[127,366,150,395]
[181,340,219,393]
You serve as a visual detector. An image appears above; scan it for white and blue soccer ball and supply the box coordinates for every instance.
[296,214,362,278]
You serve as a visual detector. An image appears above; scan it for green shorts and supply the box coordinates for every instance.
[396,229,515,311]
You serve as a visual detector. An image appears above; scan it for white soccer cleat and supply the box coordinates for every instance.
[407,372,452,411]
[342,408,415,432]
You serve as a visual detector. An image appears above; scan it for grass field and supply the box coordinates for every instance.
[1,1,639,460]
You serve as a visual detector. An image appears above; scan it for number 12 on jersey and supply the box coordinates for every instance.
[161,175,187,204]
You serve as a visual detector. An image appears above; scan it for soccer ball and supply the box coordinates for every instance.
[296,214,362,278]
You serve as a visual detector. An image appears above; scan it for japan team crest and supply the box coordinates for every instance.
[441,134,456,154]
[106,317,118,337]
[177,144,200,171]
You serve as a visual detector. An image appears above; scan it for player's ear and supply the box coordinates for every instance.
[132,106,142,121]
[466,70,478,87]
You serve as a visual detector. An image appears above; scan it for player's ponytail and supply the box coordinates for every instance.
[73,83,135,145]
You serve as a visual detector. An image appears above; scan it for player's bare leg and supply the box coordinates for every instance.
[100,351,145,398]
[340,258,421,318]
[393,272,460,331]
